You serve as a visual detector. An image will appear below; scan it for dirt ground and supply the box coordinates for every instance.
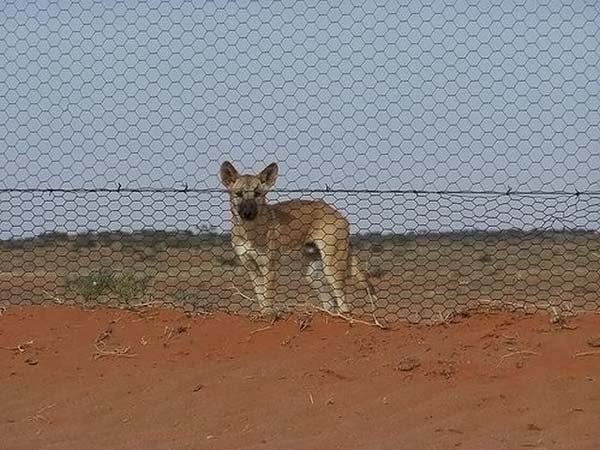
[1,305,600,450]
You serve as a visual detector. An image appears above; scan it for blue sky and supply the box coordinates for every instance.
[0,0,599,238]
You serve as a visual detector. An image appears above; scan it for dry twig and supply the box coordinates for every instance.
[27,404,56,424]
[129,300,163,308]
[161,323,190,347]
[43,290,64,305]
[501,350,541,359]
[92,344,137,360]
[479,298,577,324]
[366,285,387,329]
[95,326,113,345]
[1,340,34,353]
[249,325,273,335]
[228,284,255,302]
[297,313,312,332]
[574,351,600,358]
[308,304,387,329]
[163,325,175,345]
[432,311,455,326]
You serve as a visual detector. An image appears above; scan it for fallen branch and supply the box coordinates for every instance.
[574,351,600,358]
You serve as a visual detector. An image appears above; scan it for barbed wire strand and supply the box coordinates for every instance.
[0,187,600,196]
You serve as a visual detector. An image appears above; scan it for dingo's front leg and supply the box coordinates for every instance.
[255,255,277,315]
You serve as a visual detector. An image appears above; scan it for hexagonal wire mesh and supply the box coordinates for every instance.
[0,0,599,324]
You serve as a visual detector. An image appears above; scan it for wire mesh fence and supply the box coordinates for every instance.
[0,187,599,324]
[0,1,599,323]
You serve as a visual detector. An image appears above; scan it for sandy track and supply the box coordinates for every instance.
[1,305,599,450]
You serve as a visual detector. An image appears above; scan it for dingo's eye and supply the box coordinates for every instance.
[235,191,244,198]
[254,189,263,197]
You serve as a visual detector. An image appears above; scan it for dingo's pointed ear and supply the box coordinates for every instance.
[220,161,239,188]
[259,162,278,189]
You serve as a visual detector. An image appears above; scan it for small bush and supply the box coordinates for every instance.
[111,271,148,303]
[65,269,114,303]
[65,269,148,304]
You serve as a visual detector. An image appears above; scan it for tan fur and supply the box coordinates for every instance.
[219,161,374,314]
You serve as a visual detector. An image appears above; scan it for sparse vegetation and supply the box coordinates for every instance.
[110,271,149,304]
[65,269,148,304]
[0,229,598,323]
[0,229,229,251]
[65,269,115,303]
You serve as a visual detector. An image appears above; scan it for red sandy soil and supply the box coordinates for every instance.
[1,305,600,450]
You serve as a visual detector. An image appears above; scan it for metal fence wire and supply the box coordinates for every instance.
[0,1,599,324]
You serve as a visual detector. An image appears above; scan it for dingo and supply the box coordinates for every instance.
[220,161,374,316]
